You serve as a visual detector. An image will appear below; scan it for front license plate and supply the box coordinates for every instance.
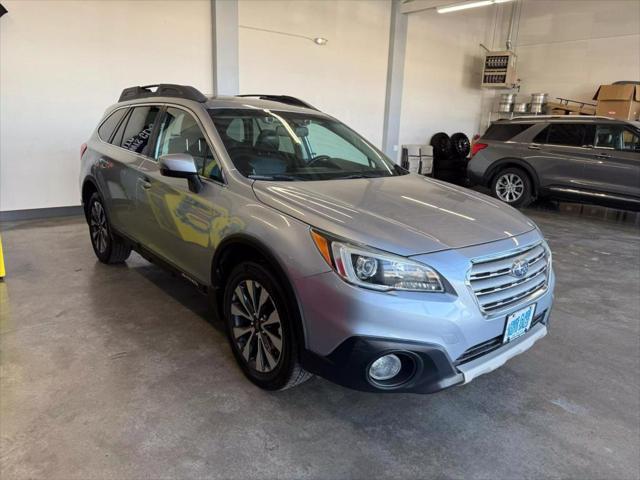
[503,304,536,343]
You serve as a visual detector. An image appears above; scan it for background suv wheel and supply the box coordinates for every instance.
[491,167,533,208]
[87,192,132,264]
[223,261,311,390]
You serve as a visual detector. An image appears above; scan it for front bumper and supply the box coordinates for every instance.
[294,229,555,393]
[301,311,550,393]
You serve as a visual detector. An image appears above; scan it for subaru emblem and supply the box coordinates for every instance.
[510,259,529,278]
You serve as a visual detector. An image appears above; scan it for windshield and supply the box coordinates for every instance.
[209,108,406,181]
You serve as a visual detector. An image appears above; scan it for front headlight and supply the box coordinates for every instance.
[310,230,444,292]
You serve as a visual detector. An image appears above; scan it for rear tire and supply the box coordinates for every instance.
[87,192,132,264]
[223,261,311,391]
[491,167,533,208]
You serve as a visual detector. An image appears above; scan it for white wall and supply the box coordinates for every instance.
[0,0,212,212]
[237,0,392,147]
[3,0,638,213]
[398,5,497,146]
[513,0,640,104]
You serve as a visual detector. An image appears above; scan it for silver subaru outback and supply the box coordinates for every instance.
[80,84,555,393]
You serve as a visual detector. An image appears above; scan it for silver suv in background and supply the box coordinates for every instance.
[80,84,555,393]
[468,117,640,210]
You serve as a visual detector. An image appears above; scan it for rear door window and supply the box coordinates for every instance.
[98,109,128,142]
[536,123,595,147]
[119,106,161,154]
[482,123,533,141]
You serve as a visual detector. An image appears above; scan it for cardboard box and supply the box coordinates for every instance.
[547,101,596,116]
[593,84,640,120]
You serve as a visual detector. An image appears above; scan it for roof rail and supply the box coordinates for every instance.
[235,94,318,111]
[501,115,615,120]
[119,84,207,103]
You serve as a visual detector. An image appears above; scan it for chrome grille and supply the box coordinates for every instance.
[469,242,550,314]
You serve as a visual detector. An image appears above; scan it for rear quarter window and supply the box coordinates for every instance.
[482,123,534,141]
[98,108,128,142]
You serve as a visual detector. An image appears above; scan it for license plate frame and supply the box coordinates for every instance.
[503,304,536,343]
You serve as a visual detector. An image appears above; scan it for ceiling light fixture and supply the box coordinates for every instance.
[239,25,328,46]
[437,0,512,14]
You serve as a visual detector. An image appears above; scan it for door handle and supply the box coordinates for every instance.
[528,145,541,151]
[138,177,152,189]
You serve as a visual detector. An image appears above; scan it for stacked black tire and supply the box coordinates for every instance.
[429,132,470,186]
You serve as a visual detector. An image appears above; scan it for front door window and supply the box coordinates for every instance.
[154,107,223,182]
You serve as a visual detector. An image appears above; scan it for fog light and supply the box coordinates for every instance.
[369,354,402,381]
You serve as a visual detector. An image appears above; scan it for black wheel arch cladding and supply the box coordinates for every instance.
[212,234,308,350]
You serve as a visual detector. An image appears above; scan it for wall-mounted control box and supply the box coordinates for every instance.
[481,51,517,89]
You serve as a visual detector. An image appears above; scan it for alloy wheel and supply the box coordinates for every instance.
[230,280,283,373]
[495,173,524,203]
[90,201,109,254]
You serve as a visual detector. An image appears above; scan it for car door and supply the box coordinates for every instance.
[529,122,598,192]
[592,124,640,198]
[94,106,161,240]
[107,105,162,241]
[135,106,227,284]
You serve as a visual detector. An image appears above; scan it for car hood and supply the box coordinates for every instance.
[252,174,537,256]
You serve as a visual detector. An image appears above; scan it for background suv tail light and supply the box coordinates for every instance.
[470,142,488,158]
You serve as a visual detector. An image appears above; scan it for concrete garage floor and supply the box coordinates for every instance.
[1,206,639,479]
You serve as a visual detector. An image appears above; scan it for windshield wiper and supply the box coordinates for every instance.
[248,174,305,181]
[337,173,384,179]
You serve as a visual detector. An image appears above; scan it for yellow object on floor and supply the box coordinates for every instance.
[0,234,5,279]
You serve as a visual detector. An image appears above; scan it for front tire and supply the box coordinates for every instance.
[87,192,132,264]
[491,167,533,208]
[223,262,311,390]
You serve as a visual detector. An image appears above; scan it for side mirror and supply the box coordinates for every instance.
[158,153,202,193]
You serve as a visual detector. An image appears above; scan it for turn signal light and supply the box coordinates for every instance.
[310,230,332,266]
[80,143,88,159]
